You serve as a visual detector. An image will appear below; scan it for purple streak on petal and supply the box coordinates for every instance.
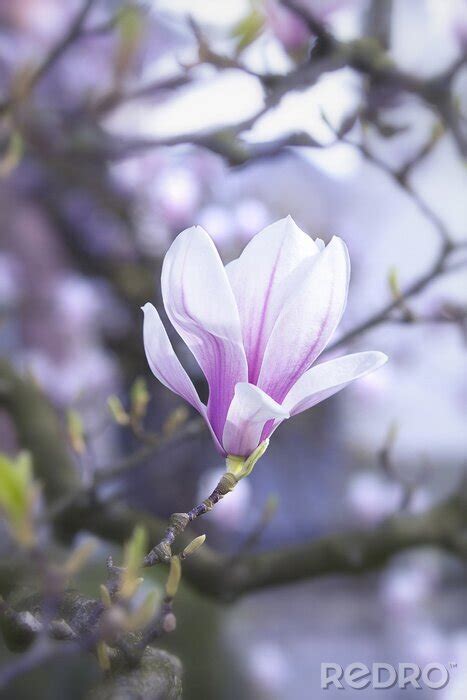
[226,216,320,384]
[258,236,350,403]
[259,418,279,444]
[161,226,248,442]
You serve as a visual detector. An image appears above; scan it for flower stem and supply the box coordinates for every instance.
[143,472,238,567]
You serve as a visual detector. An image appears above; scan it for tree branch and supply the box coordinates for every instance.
[326,241,455,352]
[53,487,467,601]
[0,0,97,116]
[0,360,79,502]
[1,362,466,604]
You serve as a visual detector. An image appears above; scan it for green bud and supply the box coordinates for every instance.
[0,451,35,546]
[66,409,86,455]
[114,6,145,78]
[0,130,23,177]
[165,556,182,599]
[124,526,147,571]
[107,395,130,425]
[388,267,401,300]
[181,534,206,559]
[97,641,111,671]
[100,584,112,609]
[64,538,98,576]
[120,525,147,599]
[231,9,264,52]
[162,406,188,436]
[130,377,150,421]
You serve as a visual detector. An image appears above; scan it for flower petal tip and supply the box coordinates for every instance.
[373,351,389,368]
[328,234,347,249]
[141,303,150,314]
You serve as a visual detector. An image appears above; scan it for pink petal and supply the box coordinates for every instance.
[142,302,223,453]
[258,236,350,402]
[283,351,388,415]
[222,382,289,457]
[161,226,248,441]
[226,216,321,383]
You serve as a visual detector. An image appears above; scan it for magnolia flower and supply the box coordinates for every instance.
[143,217,387,463]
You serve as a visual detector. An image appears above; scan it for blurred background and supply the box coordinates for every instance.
[0,0,466,698]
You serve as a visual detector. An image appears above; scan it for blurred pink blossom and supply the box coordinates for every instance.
[264,0,359,51]
[155,166,201,227]
[346,471,402,524]
[24,346,116,406]
[264,0,311,52]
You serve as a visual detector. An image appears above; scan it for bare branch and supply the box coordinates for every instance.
[327,243,457,352]
[0,0,97,115]
[1,362,466,604]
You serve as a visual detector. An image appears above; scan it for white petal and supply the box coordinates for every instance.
[283,351,388,415]
[142,303,201,410]
[258,236,350,402]
[222,383,289,457]
[226,216,320,383]
[142,303,223,453]
[161,226,248,440]
[315,238,325,251]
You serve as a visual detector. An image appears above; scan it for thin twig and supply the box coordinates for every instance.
[327,243,455,351]
[0,0,96,116]
[143,472,238,567]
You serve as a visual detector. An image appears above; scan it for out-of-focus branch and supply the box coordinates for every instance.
[45,416,206,523]
[54,486,467,601]
[1,362,466,605]
[91,74,193,116]
[0,587,183,697]
[188,2,466,160]
[327,237,459,352]
[320,116,467,350]
[0,360,79,502]
[107,130,321,166]
[364,0,393,49]
[2,0,465,166]
[227,492,467,595]
[95,417,204,485]
[0,0,97,116]
[0,637,81,692]
[94,35,465,171]
[25,0,96,92]
[279,0,335,52]
[330,122,453,245]
[280,0,467,151]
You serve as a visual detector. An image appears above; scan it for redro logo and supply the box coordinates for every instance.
[321,662,450,690]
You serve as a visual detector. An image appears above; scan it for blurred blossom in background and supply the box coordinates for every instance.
[0,0,466,698]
